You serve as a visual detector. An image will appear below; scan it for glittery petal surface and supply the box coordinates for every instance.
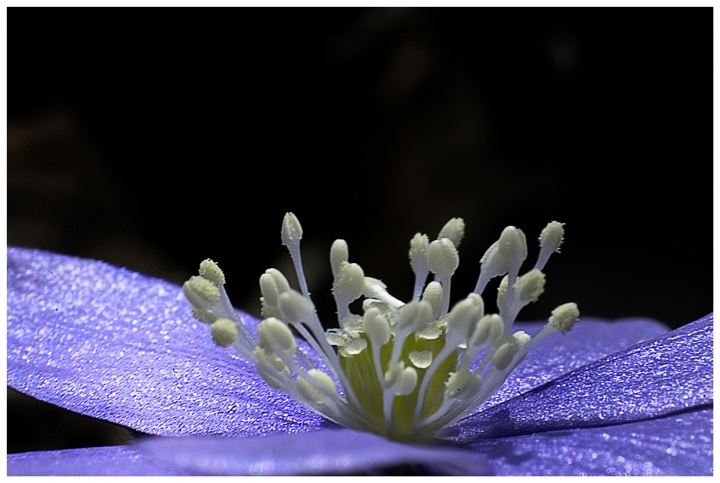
[454,314,713,440]
[475,317,670,413]
[5,248,714,477]
[135,429,492,475]
[7,248,677,438]
[466,407,713,476]
[7,247,324,436]
[7,445,192,476]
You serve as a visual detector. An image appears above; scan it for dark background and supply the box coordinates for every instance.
[8,7,712,453]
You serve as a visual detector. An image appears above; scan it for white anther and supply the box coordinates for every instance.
[257,317,297,356]
[341,337,368,356]
[409,350,433,369]
[393,367,418,396]
[298,369,338,404]
[363,277,386,291]
[470,314,505,348]
[260,299,282,319]
[277,289,315,323]
[264,268,290,294]
[385,362,418,396]
[446,297,481,341]
[492,335,521,371]
[191,307,217,324]
[210,318,238,348]
[394,300,420,330]
[254,346,290,390]
[340,314,364,333]
[477,226,528,294]
[183,276,220,309]
[445,369,482,400]
[515,269,546,304]
[479,241,507,279]
[199,259,225,287]
[364,307,391,347]
[466,292,484,316]
[549,302,580,333]
[497,226,528,265]
[416,322,442,340]
[540,221,564,249]
[512,330,531,347]
[427,238,460,279]
[325,329,349,347]
[333,262,365,301]
[362,298,391,314]
[330,239,349,277]
[363,277,387,300]
[409,233,429,273]
[535,221,565,270]
[438,217,465,248]
[362,277,404,308]
[497,275,509,307]
[259,273,281,306]
[254,346,288,373]
[415,300,434,328]
[421,281,443,320]
[281,212,303,246]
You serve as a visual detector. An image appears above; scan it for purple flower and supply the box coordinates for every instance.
[7,247,713,475]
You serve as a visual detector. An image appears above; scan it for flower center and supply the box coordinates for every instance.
[183,214,579,443]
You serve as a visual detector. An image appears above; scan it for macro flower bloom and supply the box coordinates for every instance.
[183,214,581,445]
[6,217,713,475]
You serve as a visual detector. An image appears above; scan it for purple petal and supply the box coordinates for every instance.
[9,410,710,477]
[466,407,713,475]
[8,247,698,450]
[135,429,492,475]
[8,248,671,438]
[8,247,323,436]
[455,314,713,440]
[6,248,712,477]
[477,317,670,412]
[7,445,192,476]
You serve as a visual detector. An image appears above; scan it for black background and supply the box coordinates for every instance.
[8,7,712,453]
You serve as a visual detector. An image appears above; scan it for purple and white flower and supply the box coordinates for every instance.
[6,215,712,475]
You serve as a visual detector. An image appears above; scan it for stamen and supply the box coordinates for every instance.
[254,346,290,389]
[535,221,565,270]
[409,233,430,300]
[277,290,315,324]
[437,217,465,248]
[184,213,580,444]
[297,369,338,405]
[421,281,443,320]
[330,239,349,277]
[198,259,226,286]
[427,238,459,315]
[549,302,580,333]
[281,212,310,297]
[332,262,365,321]
[491,334,523,371]
[363,277,405,308]
[445,369,482,399]
[256,318,298,356]
[183,276,220,309]
[514,269,546,304]
[409,350,433,369]
[209,318,238,348]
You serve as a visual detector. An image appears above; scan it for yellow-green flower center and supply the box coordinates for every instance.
[337,324,457,442]
[183,213,579,443]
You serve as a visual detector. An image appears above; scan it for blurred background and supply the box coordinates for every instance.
[8,7,711,455]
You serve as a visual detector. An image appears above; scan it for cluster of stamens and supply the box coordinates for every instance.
[183,213,579,443]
